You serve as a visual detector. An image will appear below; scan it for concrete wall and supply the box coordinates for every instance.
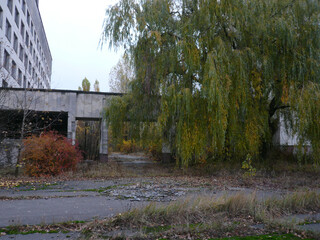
[0,88,118,117]
[0,139,20,166]
[0,88,122,165]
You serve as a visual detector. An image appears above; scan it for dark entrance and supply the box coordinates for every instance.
[0,109,68,139]
[76,119,101,160]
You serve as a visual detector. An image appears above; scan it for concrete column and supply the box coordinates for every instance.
[99,119,108,162]
[67,116,76,145]
[161,142,172,163]
[67,93,77,145]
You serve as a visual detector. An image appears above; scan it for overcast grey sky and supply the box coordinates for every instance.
[39,0,121,92]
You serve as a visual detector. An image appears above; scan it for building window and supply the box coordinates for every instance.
[22,0,26,14]
[18,69,22,85]
[27,11,30,26]
[34,32,36,42]
[4,50,10,71]
[24,54,28,69]
[25,32,29,47]
[20,21,25,40]
[2,80,8,88]
[5,20,12,42]
[14,7,19,27]
[13,33,18,53]
[31,22,34,36]
[11,60,17,79]
[0,7,3,29]
[23,76,26,88]
[28,61,31,75]
[7,0,13,14]
[19,44,23,60]
[30,42,33,55]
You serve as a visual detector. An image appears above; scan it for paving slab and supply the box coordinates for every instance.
[0,232,80,240]
[0,196,147,227]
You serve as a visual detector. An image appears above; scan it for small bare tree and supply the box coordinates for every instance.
[108,54,134,93]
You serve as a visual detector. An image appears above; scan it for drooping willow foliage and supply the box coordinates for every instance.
[103,0,320,166]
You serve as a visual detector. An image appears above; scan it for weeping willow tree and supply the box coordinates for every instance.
[103,0,320,167]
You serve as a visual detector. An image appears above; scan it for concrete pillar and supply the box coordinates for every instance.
[67,93,77,145]
[99,119,108,162]
[67,116,76,145]
[161,142,172,163]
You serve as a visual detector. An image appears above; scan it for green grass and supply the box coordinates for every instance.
[143,225,172,233]
[0,227,62,235]
[75,183,136,193]
[157,234,313,240]
[81,191,320,239]
[0,220,87,236]
[213,234,314,239]
[298,219,320,225]
[18,182,59,191]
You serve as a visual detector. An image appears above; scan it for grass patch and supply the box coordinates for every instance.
[77,183,136,193]
[212,233,314,239]
[298,219,320,225]
[144,225,172,233]
[81,191,320,239]
[74,161,178,179]
[0,220,87,236]
[0,226,61,235]
[143,191,317,224]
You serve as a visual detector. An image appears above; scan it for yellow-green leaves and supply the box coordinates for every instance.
[103,0,320,167]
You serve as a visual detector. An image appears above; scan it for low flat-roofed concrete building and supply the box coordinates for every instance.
[0,0,52,89]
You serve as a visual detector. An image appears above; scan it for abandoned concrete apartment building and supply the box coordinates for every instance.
[0,0,52,89]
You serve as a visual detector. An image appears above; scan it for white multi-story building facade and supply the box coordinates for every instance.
[0,0,52,89]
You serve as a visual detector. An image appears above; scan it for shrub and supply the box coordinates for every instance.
[21,131,82,177]
[148,142,162,161]
[119,139,137,153]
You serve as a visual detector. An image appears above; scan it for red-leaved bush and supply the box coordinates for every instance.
[21,131,83,177]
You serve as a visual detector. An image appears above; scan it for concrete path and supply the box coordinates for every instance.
[0,196,146,227]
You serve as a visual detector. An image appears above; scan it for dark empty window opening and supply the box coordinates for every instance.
[22,0,26,14]
[4,50,10,71]
[0,7,3,29]
[31,22,34,36]
[7,0,13,13]
[27,11,30,26]
[25,32,29,47]
[18,69,22,85]
[13,33,18,53]
[11,60,17,79]
[2,80,8,88]
[5,19,12,42]
[20,21,24,39]
[23,76,26,88]
[24,54,28,69]
[19,44,23,61]
[28,61,32,75]
[14,7,19,27]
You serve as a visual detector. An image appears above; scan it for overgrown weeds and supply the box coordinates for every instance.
[74,161,177,179]
[82,191,320,239]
